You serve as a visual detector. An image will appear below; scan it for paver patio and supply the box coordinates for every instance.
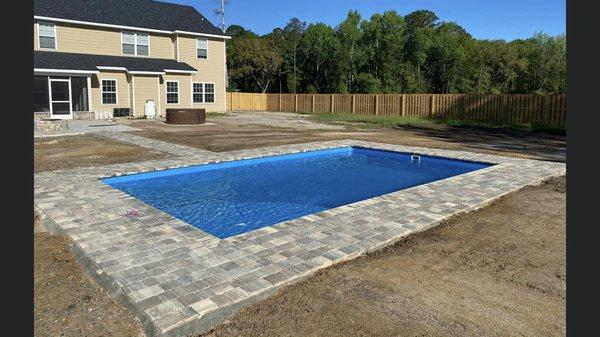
[34,133,565,337]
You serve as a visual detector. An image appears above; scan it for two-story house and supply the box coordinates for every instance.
[34,0,229,120]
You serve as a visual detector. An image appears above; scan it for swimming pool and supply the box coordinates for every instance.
[103,147,491,239]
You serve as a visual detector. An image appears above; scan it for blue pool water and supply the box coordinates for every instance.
[103,147,490,239]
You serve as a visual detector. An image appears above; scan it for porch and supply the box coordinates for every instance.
[34,73,96,120]
[34,51,198,120]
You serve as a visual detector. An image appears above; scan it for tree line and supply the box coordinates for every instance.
[225,10,565,95]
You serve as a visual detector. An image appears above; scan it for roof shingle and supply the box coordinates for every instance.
[34,51,197,72]
[34,0,225,36]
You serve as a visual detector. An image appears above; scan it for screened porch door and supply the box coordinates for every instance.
[49,78,72,119]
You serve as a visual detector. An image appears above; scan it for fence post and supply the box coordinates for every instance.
[330,94,334,113]
[312,94,316,113]
[539,95,546,125]
[278,94,282,111]
[502,95,509,124]
[374,95,379,115]
[351,95,356,114]
[294,94,298,113]
[429,94,435,118]
[401,94,406,117]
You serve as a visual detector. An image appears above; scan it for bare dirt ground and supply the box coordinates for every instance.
[34,216,143,337]
[201,176,566,337]
[34,115,565,336]
[124,112,566,162]
[34,134,168,173]
[34,134,156,336]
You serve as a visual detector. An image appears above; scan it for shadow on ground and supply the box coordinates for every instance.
[124,112,566,162]
[388,124,566,162]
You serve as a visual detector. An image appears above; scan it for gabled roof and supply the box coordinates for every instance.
[34,0,225,37]
[34,51,197,73]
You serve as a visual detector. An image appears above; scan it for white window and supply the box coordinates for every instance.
[122,31,149,56]
[193,83,203,103]
[38,22,56,49]
[196,38,208,59]
[101,80,117,105]
[193,82,215,103]
[166,81,179,104]
[204,83,215,102]
[136,33,149,56]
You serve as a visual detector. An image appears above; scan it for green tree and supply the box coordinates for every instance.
[525,33,566,93]
[336,10,364,92]
[403,10,439,92]
[225,10,565,95]
[227,34,282,93]
[266,27,288,93]
[404,9,440,29]
[477,40,526,93]
[360,11,405,92]
[425,22,474,93]
[355,73,381,93]
[225,24,247,37]
[283,18,307,93]
[299,23,341,92]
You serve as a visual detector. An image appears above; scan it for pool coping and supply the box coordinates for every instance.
[101,145,493,240]
[34,138,566,337]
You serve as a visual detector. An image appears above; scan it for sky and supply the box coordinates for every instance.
[168,0,565,41]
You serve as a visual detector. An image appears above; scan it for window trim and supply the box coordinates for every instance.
[165,80,179,104]
[192,82,203,104]
[101,79,118,105]
[135,32,149,56]
[204,82,215,103]
[196,37,208,59]
[121,31,150,56]
[192,82,215,104]
[121,31,136,56]
[37,22,57,50]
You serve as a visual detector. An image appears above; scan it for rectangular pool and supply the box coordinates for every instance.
[103,147,491,239]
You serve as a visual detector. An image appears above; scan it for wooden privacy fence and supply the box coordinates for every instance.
[227,92,566,127]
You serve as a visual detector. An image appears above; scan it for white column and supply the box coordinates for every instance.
[175,34,180,62]
[87,76,93,113]
[131,76,136,116]
[48,76,53,115]
[223,40,227,111]
[157,76,161,117]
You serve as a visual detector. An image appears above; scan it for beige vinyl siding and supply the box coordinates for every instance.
[132,75,160,117]
[177,36,227,112]
[150,35,176,59]
[33,21,174,59]
[56,24,121,55]
[91,71,130,114]
[159,74,192,115]
[33,20,229,115]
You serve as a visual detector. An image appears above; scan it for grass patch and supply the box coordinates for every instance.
[310,113,431,128]
[530,124,567,136]
[308,113,565,135]
[207,112,228,117]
